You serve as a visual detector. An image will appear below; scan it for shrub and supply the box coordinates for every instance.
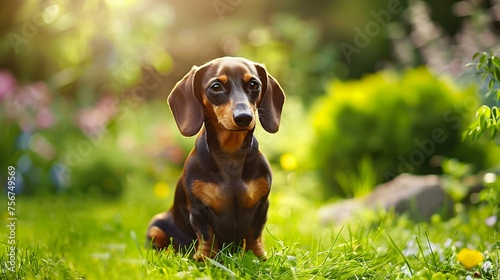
[463,50,500,143]
[309,67,499,196]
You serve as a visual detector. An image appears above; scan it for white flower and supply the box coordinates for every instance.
[483,260,492,272]
[444,238,452,247]
[466,275,473,280]
[485,215,497,227]
[403,239,418,257]
[401,264,412,277]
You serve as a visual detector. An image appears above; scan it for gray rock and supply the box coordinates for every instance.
[319,174,454,224]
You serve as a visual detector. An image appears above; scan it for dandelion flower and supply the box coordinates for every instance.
[457,248,484,269]
[280,153,298,171]
[153,182,169,198]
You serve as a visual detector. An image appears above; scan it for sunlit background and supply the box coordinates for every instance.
[1,0,499,198]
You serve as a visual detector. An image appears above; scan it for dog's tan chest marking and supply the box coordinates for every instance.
[240,177,270,208]
[191,178,269,212]
[192,180,227,213]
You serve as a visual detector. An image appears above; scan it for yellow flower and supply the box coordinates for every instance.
[153,182,169,199]
[280,153,298,171]
[457,248,484,269]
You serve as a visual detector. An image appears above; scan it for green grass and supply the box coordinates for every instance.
[1,170,499,279]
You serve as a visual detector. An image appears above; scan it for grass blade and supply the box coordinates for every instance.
[205,257,237,279]
[385,231,413,276]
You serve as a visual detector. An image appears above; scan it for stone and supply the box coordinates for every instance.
[319,174,457,224]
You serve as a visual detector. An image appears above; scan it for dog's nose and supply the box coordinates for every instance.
[233,104,253,127]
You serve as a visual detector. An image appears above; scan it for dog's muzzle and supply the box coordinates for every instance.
[233,103,253,128]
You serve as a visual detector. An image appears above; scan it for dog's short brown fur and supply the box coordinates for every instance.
[147,57,285,260]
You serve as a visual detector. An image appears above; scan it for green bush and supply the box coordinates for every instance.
[310,67,499,196]
[463,50,500,142]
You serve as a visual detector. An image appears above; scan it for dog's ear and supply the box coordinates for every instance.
[168,66,205,137]
[255,64,285,133]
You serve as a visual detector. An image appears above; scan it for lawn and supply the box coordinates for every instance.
[1,169,499,279]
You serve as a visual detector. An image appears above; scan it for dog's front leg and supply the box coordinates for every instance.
[189,207,218,260]
[245,199,269,260]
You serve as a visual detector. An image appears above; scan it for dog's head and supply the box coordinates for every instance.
[168,57,285,137]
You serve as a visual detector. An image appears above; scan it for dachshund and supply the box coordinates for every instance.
[146,57,285,260]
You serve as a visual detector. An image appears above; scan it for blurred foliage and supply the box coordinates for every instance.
[464,50,500,142]
[1,0,498,103]
[440,158,473,202]
[0,0,499,198]
[237,14,337,105]
[335,156,378,198]
[0,94,188,197]
[0,0,173,100]
[461,50,500,220]
[309,67,500,196]
[480,171,500,217]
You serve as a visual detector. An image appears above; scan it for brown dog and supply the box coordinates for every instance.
[146,57,285,260]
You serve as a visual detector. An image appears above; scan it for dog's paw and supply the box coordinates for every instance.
[147,212,171,249]
[147,225,169,249]
[257,253,268,261]
[193,251,208,262]
[245,239,267,261]
[252,249,268,261]
[193,240,218,261]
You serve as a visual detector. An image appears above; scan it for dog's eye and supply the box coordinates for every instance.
[209,82,224,93]
[248,80,261,91]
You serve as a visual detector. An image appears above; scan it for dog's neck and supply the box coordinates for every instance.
[198,120,256,179]
[204,119,254,154]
